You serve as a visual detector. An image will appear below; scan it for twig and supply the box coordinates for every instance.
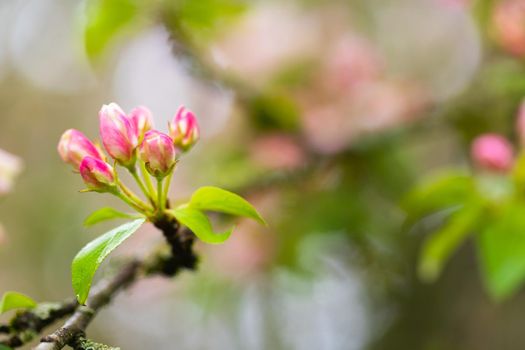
[34,260,140,350]
[0,221,197,350]
[31,223,196,350]
[0,300,78,347]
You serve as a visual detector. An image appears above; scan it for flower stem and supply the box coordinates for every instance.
[118,181,152,213]
[140,161,157,197]
[163,171,174,209]
[157,178,165,213]
[115,191,144,212]
[129,166,155,206]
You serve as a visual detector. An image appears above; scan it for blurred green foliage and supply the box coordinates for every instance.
[167,0,245,41]
[84,0,140,61]
[406,164,525,301]
[0,291,36,314]
[248,92,301,132]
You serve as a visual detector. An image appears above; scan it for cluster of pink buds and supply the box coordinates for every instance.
[58,103,199,215]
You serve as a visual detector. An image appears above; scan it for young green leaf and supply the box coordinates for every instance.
[477,202,525,301]
[170,207,233,244]
[188,186,266,225]
[0,291,37,314]
[84,0,139,61]
[403,171,474,223]
[84,207,140,227]
[418,202,483,283]
[72,219,145,304]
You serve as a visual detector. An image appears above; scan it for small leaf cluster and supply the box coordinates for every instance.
[405,156,525,301]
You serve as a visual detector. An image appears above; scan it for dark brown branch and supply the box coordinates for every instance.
[154,217,198,275]
[31,222,197,350]
[0,300,78,347]
[35,260,141,350]
[0,221,197,350]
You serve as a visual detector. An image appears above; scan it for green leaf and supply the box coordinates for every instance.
[170,207,233,244]
[0,291,37,314]
[189,186,266,225]
[168,0,246,41]
[477,202,525,301]
[84,207,140,227]
[0,345,13,350]
[84,0,139,61]
[403,171,474,222]
[418,202,483,282]
[72,219,145,304]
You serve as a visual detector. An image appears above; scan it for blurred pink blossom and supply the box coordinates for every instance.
[471,134,514,172]
[0,148,23,196]
[301,81,428,154]
[492,0,525,57]
[250,134,306,171]
[211,3,320,85]
[322,36,383,93]
[0,148,22,246]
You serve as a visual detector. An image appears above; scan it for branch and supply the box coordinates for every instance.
[0,222,197,350]
[35,260,140,350]
[0,300,78,347]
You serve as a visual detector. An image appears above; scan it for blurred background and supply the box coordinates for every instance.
[2,0,525,349]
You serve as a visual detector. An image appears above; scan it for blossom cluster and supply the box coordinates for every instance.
[58,103,199,215]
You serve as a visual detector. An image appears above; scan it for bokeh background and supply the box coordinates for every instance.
[2,0,525,348]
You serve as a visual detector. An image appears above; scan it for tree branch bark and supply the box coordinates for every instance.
[0,222,197,350]
[35,260,141,350]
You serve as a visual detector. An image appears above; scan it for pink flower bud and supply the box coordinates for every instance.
[58,129,104,169]
[168,106,200,151]
[139,130,176,178]
[129,106,154,143]
[79,156,116,192]
[471,134,514,172]
[99,103,138,166]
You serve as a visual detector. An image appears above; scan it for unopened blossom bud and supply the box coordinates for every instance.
[99,103,138,166]
[471,134,514,172]
[139,130,176,178]
[79,156,116,192]
[168,106,200,151]
[130,106,154,143]
[58,129,104,169]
